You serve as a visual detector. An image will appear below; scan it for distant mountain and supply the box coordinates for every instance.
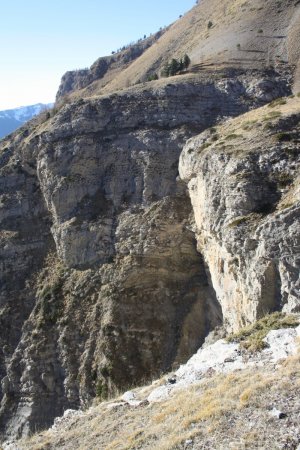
[0,103,53,139]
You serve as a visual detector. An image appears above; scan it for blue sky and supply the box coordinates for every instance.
[0,0,195,110]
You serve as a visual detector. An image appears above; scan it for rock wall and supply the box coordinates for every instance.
[0,72,292,440]
[180,97,300,331]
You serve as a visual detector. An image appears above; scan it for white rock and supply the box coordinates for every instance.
[270,407,286,419]
[122,391,136,402]
[147,385,172,403]
[121,390,143,406]
[263,327,300,362]
[2,442,21,450]
[147,324,300,404]
[51,409,83,431]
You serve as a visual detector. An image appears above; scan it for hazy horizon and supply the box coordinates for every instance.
[1,0,195,110]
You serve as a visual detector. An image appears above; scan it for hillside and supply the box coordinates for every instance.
[10,313,300,450]
[0,0,299,447]
[56,0,300,101]
[0,103,53,139]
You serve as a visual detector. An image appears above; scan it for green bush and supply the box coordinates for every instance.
[147,73,159,81]
[161,54,191,77]
[96,380,108,399]
[275,132,292,142]
[183,54,191,69]
[225,133,241,140]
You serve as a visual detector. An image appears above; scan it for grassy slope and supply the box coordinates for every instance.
[80,0,299,97]
[19,314,300,449]
[55,0,300,104]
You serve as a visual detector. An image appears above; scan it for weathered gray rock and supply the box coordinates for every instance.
[0,72,292,441]
[180,97,300,330]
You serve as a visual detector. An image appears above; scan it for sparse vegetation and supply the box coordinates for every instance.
[39,280,63,325]
[96,380,108,400]
[241,119,257,130]
[262,110,282,122]
[22,341,300,450]
[276,172,293,188]
[227,312,299,352]
[36,258,67,325]
[147,73,158,81]
[275,132,292,142]
[268,97,287,108]
[225,133,241,140]
[228,215,250,227]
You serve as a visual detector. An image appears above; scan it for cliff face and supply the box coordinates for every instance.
[0,71,291,440]
[180,97,300,331]
[55,29,166,101]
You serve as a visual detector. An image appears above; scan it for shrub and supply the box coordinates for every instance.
[183,54,191,69]
[227,312,299,352]
[207,21,213,29]
[228,216,249,228]
[96,380,108,399]
[268,97,287,108]
[225,133,241,140]
[169,58,180,76]
[147,73,159,81]
[275,132,292,142]
[161,54,191,77]
[199,142,212,151]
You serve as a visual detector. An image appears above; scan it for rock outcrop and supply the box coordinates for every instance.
[180,96,300,331]
[56,29,166,101]
[0,71,291,441]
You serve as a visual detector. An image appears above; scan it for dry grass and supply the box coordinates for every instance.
[19,338,300,450]
[61,0,299,98]
[203,95,300,159]
[227,312,299,352]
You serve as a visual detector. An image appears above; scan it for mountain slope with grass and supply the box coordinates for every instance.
[12,313,300,450]
[56,0,300,101]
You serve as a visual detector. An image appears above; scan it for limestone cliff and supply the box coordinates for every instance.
[180,96,300,331]
[56,29,166,101]
[0,71,291,441]
[1,0,300,442]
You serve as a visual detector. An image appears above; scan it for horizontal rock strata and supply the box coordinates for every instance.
[180,97,300,331]
[0,73,292,440]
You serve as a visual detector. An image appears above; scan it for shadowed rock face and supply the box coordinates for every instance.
[0,72,292,440]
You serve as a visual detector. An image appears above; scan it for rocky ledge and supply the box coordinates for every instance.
[180,96,300,331]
